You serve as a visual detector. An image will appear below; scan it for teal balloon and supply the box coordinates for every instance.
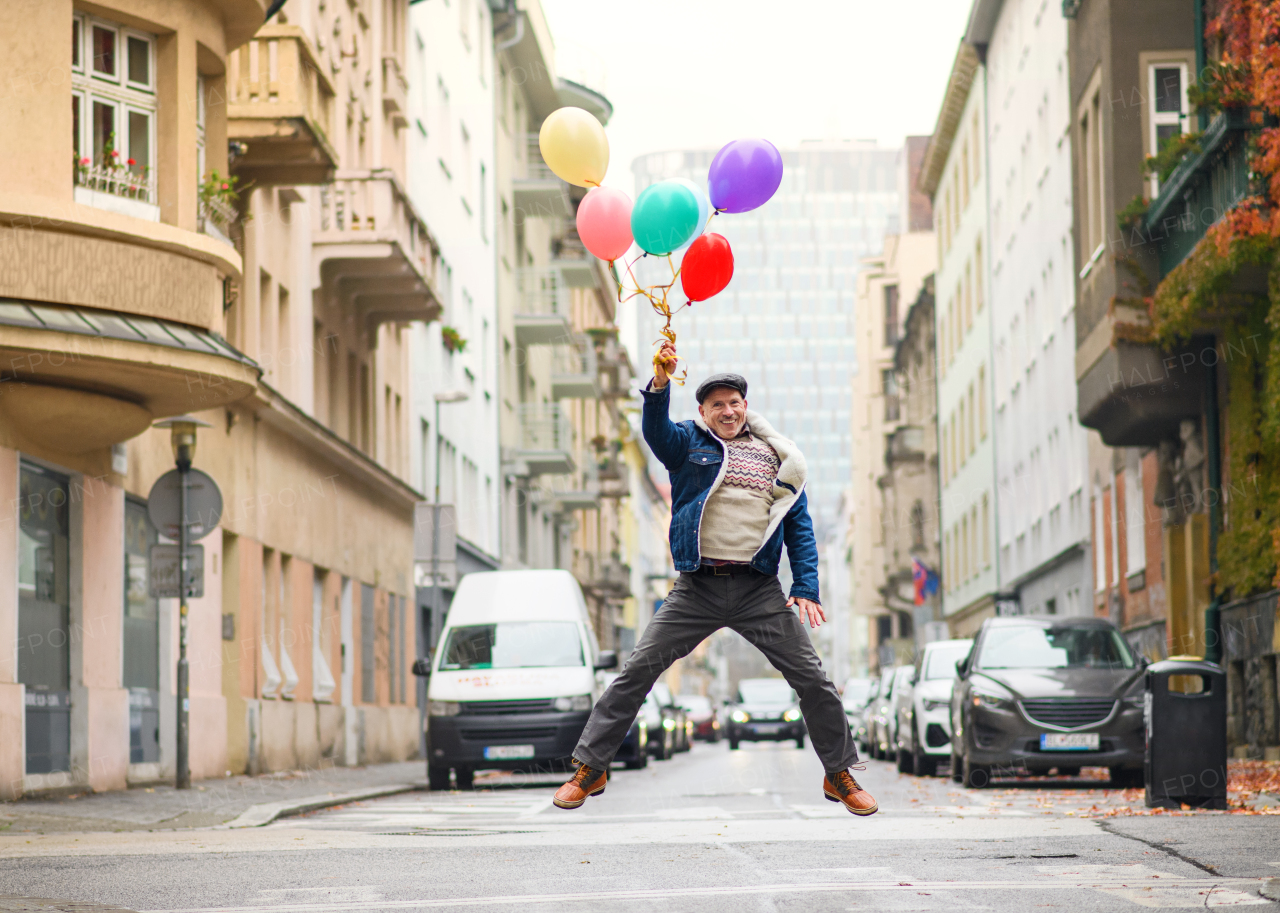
[631,180,700,255]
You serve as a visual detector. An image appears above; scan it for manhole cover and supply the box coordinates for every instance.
[0,899,138,913]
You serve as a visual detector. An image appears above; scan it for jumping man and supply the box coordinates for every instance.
[553,341,877,816]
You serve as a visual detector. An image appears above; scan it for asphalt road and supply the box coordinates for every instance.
[1,741,1278,912]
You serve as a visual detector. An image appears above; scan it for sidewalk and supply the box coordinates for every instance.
[0,762,426,835]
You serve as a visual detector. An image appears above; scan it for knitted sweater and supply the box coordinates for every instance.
[699,427,780,562]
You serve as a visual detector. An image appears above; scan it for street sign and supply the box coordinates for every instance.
[147,469,223,541]
[148,544,204,598]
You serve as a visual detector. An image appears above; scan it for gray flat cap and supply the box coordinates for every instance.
[695,373,748,404]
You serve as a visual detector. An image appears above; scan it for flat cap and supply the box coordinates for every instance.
[695,373,748,404]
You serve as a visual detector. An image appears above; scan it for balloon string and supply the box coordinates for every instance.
[611,247,687,386]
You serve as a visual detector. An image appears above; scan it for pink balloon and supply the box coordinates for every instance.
[576,187,633,261]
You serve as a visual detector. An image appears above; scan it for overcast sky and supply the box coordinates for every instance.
[540,0,974,196]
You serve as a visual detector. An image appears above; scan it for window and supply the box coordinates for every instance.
[971,110,981,189]
[479,162,488,242]
[1148,63,1188,196]
[974,236,985,311]
[436,78,452,173]
[882,369,900,422]
[460,123,473,207]
[958,398,967,465]
[944,530,952,593]
[1078,80,1106,262]
[963,262,973,330]
[970,504,979,577]
[72,13,157,210]
[977,364,988,439]
[981,492,991,566]
[960,141,970,209]
[967,382,976,457]
[1124,454,1146,576]
[883,284,899,346]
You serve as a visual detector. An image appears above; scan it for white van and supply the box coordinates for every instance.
[413,569,617,790]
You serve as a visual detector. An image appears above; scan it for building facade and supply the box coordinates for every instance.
[973,0,1092,625]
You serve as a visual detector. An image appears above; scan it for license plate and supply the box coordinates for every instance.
[1041,732,1099,751]
[483,744,535,760]
[752,723,783,734]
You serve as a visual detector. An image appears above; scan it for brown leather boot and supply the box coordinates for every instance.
[552,763,607,809]
[823,768,878,816]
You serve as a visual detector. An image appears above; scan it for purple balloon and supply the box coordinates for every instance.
[707,139,784,214]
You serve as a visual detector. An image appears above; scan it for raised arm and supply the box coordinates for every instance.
[640,341,690,470]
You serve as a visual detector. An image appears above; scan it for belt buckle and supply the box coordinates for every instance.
[712,564,731,576]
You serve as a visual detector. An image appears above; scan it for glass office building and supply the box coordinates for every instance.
[631,142,901,536]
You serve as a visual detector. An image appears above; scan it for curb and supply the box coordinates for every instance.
[218,782,423,829]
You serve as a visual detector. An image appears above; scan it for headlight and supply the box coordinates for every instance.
[730,709,749,723]
[554,694,592,712]
[970,681,1015,708]
[783,708,802,722]
[922,699,949,712]
[663,718,676,730]
[428,701,460,717]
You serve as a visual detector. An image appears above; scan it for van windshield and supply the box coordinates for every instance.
[439,622,583,671]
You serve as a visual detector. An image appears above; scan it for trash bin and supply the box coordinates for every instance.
[1145,657,1227,810]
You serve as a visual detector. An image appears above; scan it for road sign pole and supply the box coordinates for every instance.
[176,458,190,790]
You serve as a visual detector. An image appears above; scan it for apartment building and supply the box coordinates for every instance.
[919,42,999,637]
[972,0,1091,623]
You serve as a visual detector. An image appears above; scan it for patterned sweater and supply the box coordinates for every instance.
[699,427,780,563]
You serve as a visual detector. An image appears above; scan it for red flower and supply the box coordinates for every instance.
[80,157,90,166]
[220,183,229,190]
[110,150,119,157]
[127,158,136,166]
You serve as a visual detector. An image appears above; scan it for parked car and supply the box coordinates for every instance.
[893,639,972,776]
[414,570,617,791]
[643,689,677,760]
[865,666,897,759]
[883,666,915,763]
[678,695,721,742]
[851,677,880,752]
[951,617,1147,789]
[840,677,875,747]
[651,682,692,752]
[726,678,806,749]
[602,673,648,769]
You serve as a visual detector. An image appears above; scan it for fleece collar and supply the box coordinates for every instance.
[693,409,808,552]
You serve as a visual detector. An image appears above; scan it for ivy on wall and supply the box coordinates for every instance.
[1146,0,1280,596]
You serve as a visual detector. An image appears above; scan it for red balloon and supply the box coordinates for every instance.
[679,233,734,302]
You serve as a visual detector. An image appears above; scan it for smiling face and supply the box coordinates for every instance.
[698,386,748,440]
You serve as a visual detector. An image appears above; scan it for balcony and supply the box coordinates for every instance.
[227,26,339,186]
[508,404,575,476]
[1077,340,1207,446]
[596,453,628,499]
[552,225,597,287]
[313,170,442,334]
[583,558,631,598]
[514,268,573,346]
[514,134,571,220]
[551,334,600,399]
[382,57,409,129]
[885,425,925,466]
[73,161,159,222]
[1143,109,1255,280]
[537,452,600,512]
[591,329,633,397]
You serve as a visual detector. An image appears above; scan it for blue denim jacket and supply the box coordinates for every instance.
[641,381,820,602]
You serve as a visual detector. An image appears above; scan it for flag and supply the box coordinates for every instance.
[912,557,939,606]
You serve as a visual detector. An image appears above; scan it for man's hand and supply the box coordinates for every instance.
[653,341,677,389]
[788,596,825,629]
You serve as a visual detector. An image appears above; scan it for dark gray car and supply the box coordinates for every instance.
[950,617,1146,789]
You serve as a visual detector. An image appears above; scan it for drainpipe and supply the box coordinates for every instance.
[1203,349,1223,663]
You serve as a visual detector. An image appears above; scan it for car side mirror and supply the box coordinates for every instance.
[955,658,968,679]
[910,669,920,685]
[594,650,618,671]
[411,657,432,678]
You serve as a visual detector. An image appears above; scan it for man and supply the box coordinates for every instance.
[553,341,877,816]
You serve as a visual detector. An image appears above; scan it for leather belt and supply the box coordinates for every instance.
[693,563,758,578]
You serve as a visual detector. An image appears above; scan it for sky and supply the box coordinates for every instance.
[540,0,974,197]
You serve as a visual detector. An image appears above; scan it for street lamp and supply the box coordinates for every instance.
[152,414,211,790]
[430,391,469,650]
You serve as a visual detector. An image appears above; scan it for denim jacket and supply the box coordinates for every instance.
[641,381,820,602]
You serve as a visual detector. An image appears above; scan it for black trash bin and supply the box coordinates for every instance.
[1145,657,1227,810]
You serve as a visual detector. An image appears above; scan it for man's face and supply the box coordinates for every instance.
[698,387,748,440]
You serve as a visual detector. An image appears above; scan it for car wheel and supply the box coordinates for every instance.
[795,733,805,750]
[962,753,991,789]
[454,767,474,790]
[950,749,963,783]
[428,764,451,791]
[728,737,740,750]
[914,734,938,778]
[1109,767,1143,789]
[896,745,914,775]
[625,751,649,770]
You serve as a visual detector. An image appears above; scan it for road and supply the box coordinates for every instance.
[2,741,1279,911]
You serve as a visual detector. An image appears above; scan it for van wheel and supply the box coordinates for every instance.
[454,767,474,790]
[428,765,451,791]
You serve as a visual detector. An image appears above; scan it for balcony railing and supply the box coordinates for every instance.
[551,334,600,399]
[511,404,575,475]
[1143,109,1256,279]
[537,450,600,512]
[313,170,442,330]
[514,268,573,345]
[227,26,338,185]
[198,195,238,247]
[73,161,156,204]
[514,133,570,219]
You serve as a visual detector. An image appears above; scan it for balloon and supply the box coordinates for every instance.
[538,107,609,188]
[680,233,734,302]
[670,177,713,253]
[575,187,633,261]
[630,180,700,256]
[707,138,784,213]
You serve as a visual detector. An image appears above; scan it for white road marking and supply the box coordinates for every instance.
[143,877,1273,913]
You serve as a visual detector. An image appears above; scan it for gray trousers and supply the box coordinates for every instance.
[574,570,859,775]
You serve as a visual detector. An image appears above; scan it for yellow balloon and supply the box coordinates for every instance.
[538,107,609,188]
